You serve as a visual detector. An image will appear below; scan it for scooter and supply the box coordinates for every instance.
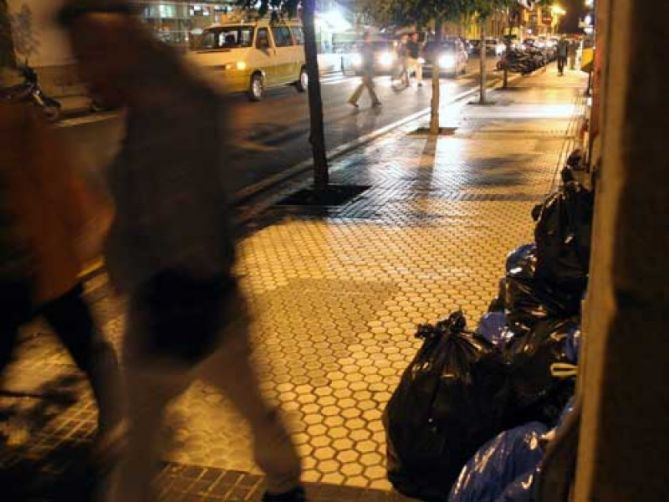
[0,64,62,122]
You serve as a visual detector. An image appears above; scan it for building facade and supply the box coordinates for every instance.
[136,1,234,47]
[3,0,354,96]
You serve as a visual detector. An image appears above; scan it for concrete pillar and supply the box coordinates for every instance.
[575,0,669,499]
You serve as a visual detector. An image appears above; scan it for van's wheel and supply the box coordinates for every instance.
[296,67,308,92]
[248,73,263,101]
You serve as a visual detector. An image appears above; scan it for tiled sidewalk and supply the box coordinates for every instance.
[0,67,587,500]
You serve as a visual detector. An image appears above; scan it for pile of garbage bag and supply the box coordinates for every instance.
[384,165,592,500]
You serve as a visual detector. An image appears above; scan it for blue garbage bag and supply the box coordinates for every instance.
[449,422,548,502]
[495,470,538,502]
[563,325,581,364]
[495,398,578,501]
[476,312,507,346]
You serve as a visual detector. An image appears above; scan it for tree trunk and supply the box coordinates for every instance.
[429,18,443,135]
[0,0,15,70]
[479,20,487,104]
[503,22,511,88]
[302,0,329,191]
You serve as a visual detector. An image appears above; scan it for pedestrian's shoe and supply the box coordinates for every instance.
[262,485,306,501]
[372,101,382,108]
[418,82,424,87]
[348,100,359,108]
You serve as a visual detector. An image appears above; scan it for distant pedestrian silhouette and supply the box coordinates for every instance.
[349,31,381,108]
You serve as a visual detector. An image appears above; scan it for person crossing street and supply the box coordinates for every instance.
[393,34,410,88]
[348,31,381,108]
[406,32,424,87]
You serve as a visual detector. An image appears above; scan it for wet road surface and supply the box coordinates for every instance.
[59,58,502,198]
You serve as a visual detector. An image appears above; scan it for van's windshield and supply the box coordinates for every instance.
[198,26,255,50]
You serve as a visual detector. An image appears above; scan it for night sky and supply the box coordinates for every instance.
[560,0,589,33]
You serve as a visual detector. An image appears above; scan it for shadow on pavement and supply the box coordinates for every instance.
[0,440,98,501]
[0,373,97,501]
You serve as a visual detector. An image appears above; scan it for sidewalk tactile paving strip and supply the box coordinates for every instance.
[0,70,588,499]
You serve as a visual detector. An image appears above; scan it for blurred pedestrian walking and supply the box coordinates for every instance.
[557,37,569,76]
[58,2,304,501]
[568,39,577,70]
[393,34,410,88]
[348,31,381,108]
[0,102,123,451]
[406,32,424,87]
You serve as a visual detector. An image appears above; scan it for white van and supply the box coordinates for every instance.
[188,18,307,101]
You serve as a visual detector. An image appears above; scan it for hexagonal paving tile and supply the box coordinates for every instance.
[2,70,583,498]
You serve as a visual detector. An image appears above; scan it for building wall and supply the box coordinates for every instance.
[136,1,233,47]
[575,0,669,498]
[7,0,71,66]
[6,0,82,96]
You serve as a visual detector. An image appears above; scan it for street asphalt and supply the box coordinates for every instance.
[58,58,502,199]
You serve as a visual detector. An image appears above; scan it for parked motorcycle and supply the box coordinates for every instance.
[499,49,536,75]
[0,64,62,122]
[498,45,554,75]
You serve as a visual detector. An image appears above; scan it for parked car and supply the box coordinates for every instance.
[470,38,505,57]
[487,38,506,56]
[503,34,521,50]
[423,39,468,77]
[343,39,400,76]
[188,18,307,101]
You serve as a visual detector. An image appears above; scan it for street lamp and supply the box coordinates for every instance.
[551,4,567,17]
[551,3,567,34]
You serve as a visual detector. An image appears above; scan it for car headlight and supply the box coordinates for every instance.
[351,53,362,66]
[378,51,395,67]
[236,61,247,71]
[496,44,505,55]
[438,54,456,67]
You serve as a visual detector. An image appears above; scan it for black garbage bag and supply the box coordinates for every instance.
[533,182,594,291]
[504,244,582,335]
[384,311,509,501]
[560,149,584,184]
[503,318,579,427]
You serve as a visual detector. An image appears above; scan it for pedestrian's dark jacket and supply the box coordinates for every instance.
[557,40,569,58]
[407,40,421,59]
[103,41,236,293]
